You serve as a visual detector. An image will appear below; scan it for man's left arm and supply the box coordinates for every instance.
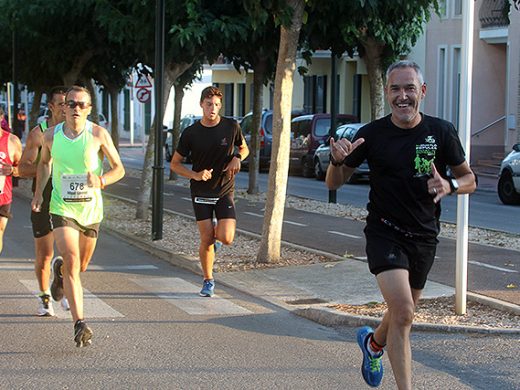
[224,128,249,177]
[449,161,477,195]
[94,127,125,188]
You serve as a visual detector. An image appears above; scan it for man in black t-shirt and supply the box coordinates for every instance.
[170,86,249,297]
[326,61,476,389]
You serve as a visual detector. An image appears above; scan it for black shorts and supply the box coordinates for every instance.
[50,214,100,238]
[191,193,236,221]
[31,209,52,238]
[364,220,438,290]
[0,203,12,219]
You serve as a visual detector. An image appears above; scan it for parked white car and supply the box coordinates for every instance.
[498,143,520,205]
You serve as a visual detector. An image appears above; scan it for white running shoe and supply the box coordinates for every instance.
[61,297,70,311]
[37,294,55,317]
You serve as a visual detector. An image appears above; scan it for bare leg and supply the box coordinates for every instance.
[197,219,216,280]
[0,216,8,254]
[375,269,417,390]
[215,218,236,245]
[53,226,83,322]
[79,235,97,272]
[34,233,54,292]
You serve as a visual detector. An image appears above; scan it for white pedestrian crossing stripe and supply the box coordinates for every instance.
[1,264,157,271]
[20,280,124,319]
[131,277,252,316]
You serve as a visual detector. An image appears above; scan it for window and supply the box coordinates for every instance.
[224,83,234,116]
[450,47,461,128]
[453,0,462,17]
[437,46,447,119]
[438,0,448,18]
[237,83,246,117]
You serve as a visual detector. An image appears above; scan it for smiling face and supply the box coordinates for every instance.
[386,66,426,129]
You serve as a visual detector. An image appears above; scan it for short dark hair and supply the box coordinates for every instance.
[200,86,223,103]
[48,86,67,101]
[386,60,425,85]
[66,85,92,102]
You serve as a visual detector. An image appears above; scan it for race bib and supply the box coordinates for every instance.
[61,174,92,202]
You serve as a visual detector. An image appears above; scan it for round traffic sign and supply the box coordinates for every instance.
[136,87,151,103]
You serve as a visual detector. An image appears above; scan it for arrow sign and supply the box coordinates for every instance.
[135,74,152,88]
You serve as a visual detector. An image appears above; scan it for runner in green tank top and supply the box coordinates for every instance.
[19,86,68,317]
[32,85,125,347]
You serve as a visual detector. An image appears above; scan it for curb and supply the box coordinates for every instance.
[293,306,520,335]
[103,193,520,335]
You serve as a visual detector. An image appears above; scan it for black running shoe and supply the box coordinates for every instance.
[50,256,64,301]
[74,320,93,347]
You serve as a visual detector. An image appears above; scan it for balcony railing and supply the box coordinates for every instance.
[479,0,510,28]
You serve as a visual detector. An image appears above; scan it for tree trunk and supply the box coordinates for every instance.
[135,61,192,220]
[169,82,184,181]
[29,88,43,128]
[248,61,266,194]
[83,78,100,125]
[257,0,305,263]
[62,50,95,86]
[109,88,120,149]
[360,36,385,120]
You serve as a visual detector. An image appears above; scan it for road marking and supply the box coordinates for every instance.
[131,277,252,316]
[244,212,263,218]
[328,231,362,239]
[244,211,306,226]
[284,220,307,227]
[164,192,176,196]
[19,280,124,319]
[469,261,518,273]
[1,264,158,271]
[181,197,192,202]
[116,182,128,187]
[88,265,158,271]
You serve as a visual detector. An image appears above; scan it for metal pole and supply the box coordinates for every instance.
[152,0,165,240]
[455,0,474,315]
[328,51,338,203]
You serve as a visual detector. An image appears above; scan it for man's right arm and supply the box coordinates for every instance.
[325,137,364,190]
[18,127,43,178]
[31,131,53,212]
[170,151,212,182]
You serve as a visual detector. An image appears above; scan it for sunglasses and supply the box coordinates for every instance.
[66,100,91,109]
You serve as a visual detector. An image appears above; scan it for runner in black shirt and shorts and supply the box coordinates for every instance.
[326,61,476,389]
[171,86,249,297]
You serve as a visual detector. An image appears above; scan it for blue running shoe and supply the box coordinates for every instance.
[199,279,215,297]
[357,326,384,387]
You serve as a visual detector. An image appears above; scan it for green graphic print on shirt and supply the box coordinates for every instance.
[414,135,438,177]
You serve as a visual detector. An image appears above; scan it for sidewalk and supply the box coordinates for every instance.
[106,208,520,336]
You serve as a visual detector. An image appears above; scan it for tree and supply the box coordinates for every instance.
[226,3,280,194]
[97,0,251,220]
[341,0,440,120]
[257,0,305,263]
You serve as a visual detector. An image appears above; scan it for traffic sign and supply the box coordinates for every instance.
[134,74,152,88]
[136,87,151,103]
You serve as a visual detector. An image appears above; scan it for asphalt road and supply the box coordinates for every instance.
[120,147,520,234]
[2,198,517,390]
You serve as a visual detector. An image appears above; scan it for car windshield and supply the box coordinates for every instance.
[315,117,354,137]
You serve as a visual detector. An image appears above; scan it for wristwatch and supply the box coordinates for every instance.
[234,153,242,161]
[329,154,344,167]
[449,178,459,194]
